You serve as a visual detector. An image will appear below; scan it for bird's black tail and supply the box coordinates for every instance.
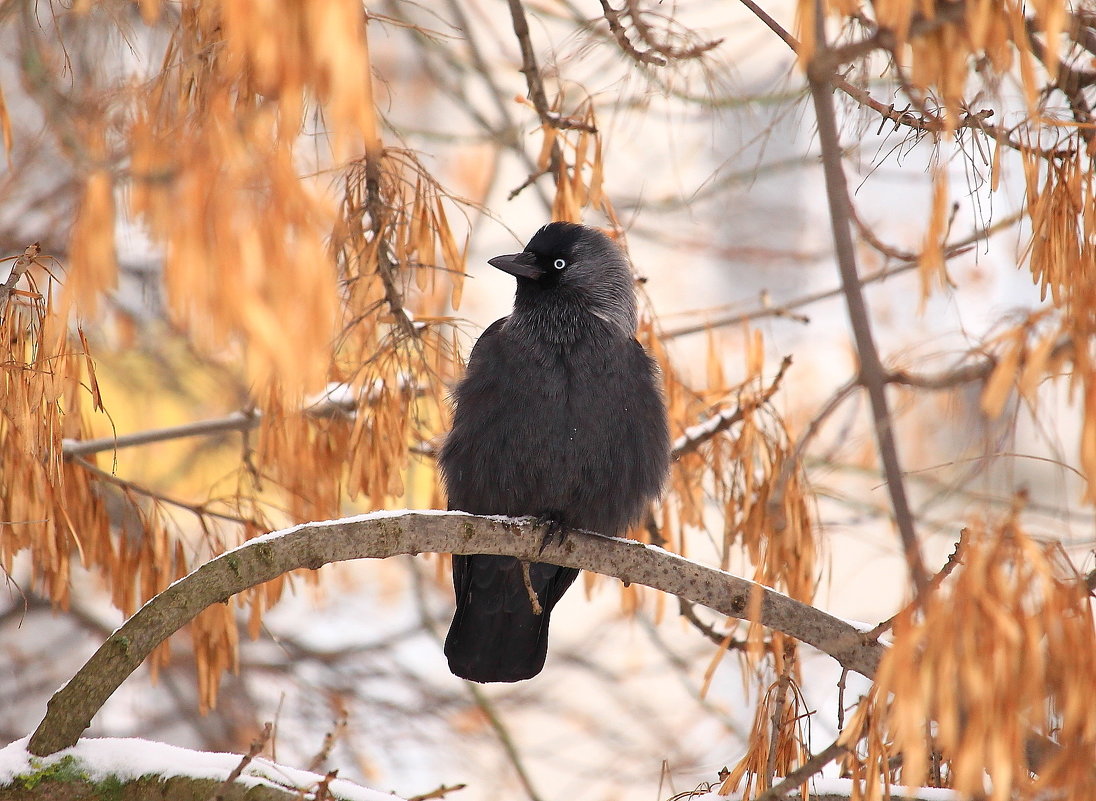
[445,555,579,683]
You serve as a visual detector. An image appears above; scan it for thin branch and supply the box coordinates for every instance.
[808,18,929,593]
[733,0,1068,157]
[678,598,748,650]
[753,738,849,801]
[766,646,797,786]
[672,356,793,457]
[465,683,545,801]
[661,210,1024,340]
[28,510,887,756]
[62,410,260,458]
[407,784,468,801]
[358,19,416,343]
[71,455,251,525]
[1026,17,1096,138]
[734,0,798,52]
[621,0,723,61]
[505,0,596,133]
[313,770,339,801]
[0,242,40,312]
[305,710,347,772]
[862,528,969,641]
[208,722,272,801]
[598,0,667,66]
[62,379,410,458]
[890,336,1073,391]
[836,669,849,732]
[428,0,552,210]
[768,377,858,530]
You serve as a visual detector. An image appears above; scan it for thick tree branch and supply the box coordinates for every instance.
[28,510,885,757]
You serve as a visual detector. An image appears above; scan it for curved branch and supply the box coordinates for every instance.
[28,510,885,757]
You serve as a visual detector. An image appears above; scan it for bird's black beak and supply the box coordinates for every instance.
[488,251,544,280]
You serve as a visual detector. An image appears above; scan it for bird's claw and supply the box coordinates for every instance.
[537,515,567,554]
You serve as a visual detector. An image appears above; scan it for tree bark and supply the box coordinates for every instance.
[28,510,885,757]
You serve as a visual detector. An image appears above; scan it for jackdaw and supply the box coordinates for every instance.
[439,221,671,683]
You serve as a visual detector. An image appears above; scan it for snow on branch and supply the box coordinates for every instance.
[27,510,885,757]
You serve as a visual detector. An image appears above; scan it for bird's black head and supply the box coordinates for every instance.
[489,222,638,338]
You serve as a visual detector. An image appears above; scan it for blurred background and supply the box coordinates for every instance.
[1,1,1091,799]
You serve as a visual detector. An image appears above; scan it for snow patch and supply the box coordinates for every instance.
[0,736,403,801]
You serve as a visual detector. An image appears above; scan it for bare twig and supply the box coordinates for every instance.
[753,738,849,801]
[807,8,929,593]
[62,410,260,458]
[313,769,339,801]
[518,560,544,614]
[207,722,272,801]
[836,669,849,732]
[465,683,545,801]
[62,377,417,459]
[734,0,1069,158]
[621,0,722,61]
[363,174,417,341]
[507,166,550,201]
[506,0,596,133]
[0,242,40,312]
[306,709,347,772]
[862,528,969,641]
[661,210,1024,340]
[672,356,793,458]
[772,336,1073,527]
[599,0,667,66]
[678,598,748,650]
[502,0,598,200]
[1026,17,1096,138]
[768,376,858,532]
[360,20,416,342]
[407,784,468,801]
[71,455,251,525]
[766,646,797,786]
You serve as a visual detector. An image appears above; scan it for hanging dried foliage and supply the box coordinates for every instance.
[841,515,1096,801]
[657,329,815,606]
[2,1,475,712]
[718,641,810,799]
[0,253,109,608]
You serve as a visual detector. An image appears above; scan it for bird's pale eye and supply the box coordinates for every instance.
[553,258,566,270]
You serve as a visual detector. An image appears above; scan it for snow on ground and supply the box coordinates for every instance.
[0,736,404,801]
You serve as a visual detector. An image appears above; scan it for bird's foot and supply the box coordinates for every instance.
[536,513,567,554]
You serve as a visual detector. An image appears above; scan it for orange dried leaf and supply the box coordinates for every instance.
[0,83,12,165]
[981,334,1022,418]
[535,124,557,173]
